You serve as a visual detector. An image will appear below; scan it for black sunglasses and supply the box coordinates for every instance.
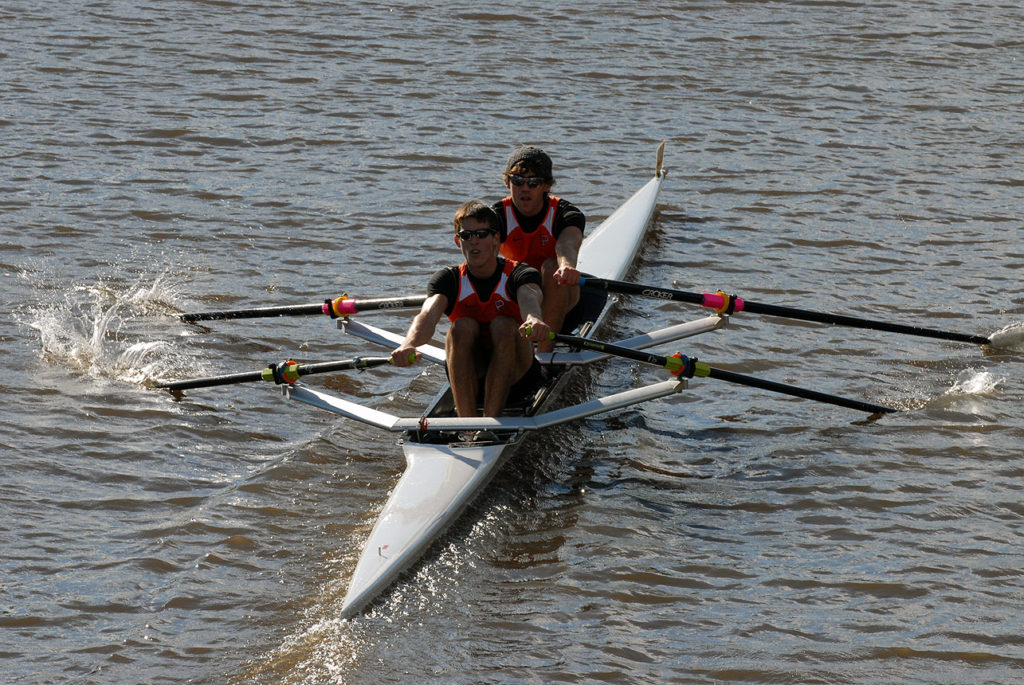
[456,228,497,241]
[508,173,546,188]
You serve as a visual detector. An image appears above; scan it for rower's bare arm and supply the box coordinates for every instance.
[392,294,447,365]
[516,283,550,342]
[553,226,583,285]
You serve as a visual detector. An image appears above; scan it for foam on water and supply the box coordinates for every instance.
[22,272,193,386]
[944,369,1003,396]
[987,321,1024,353]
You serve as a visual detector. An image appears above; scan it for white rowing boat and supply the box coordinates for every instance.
[285,143,727,617]
[163,135,991,619]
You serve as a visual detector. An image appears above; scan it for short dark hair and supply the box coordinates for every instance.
[453,200,500,233]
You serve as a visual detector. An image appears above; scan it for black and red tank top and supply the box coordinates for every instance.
[447,259,524,324]
[499,195,560,270]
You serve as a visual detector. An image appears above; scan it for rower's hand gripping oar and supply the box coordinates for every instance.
[155,356,405,391]
[543,332,896,415]
[579,276,992,347]
[180,294,428,323]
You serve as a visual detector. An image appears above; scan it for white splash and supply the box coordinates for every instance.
[28,289,121,376]
[23,272,189,385]
[987,322,1024,353]
[944,369,1003,397]
[117,340,175,384]
[126,273,184,315]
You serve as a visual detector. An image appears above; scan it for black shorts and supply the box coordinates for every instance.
[562,281,607,333]
[504,357,544,404]
[560,296,585,334]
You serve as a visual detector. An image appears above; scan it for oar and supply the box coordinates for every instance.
[579,276,991,346]
[550,333,896,415]
[155,356,394,391]
[180,295,427,323]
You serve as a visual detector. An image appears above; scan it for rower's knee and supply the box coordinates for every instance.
[447,318,480,349]
[488,316,517,339]
[449,317,479,338]
[540,257,559,282]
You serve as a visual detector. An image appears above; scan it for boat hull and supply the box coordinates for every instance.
[338,154,688,617]
[340,440,512,616]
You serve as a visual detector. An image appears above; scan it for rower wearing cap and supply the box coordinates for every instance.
[391,201,549,421]
[492,145,586,354]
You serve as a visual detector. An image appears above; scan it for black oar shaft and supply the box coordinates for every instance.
[180,295,428,323]
[327,294,423,315]
[737,300,991,345]
[580,277,991,346]
[158,370,265,390]
[181,303,324,322]
[551,333,895,415]
[703,366,894,414]
[581,277,704,307]
[295,357,392,375]
[156,357,392,391]
[551,333,668,368]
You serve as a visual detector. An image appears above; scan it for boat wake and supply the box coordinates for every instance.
[21,272,192,386]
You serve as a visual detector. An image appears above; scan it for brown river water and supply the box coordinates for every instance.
[3,1,1023,683]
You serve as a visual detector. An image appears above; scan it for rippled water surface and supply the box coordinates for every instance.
[3,2,1023,683]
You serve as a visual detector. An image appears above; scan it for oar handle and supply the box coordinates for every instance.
[548,332,692,374]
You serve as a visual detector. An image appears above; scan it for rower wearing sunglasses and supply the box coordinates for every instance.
[492,145,586,353]
[391,201,550,425]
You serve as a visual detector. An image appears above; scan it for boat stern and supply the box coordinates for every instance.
[339,438,513,618]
